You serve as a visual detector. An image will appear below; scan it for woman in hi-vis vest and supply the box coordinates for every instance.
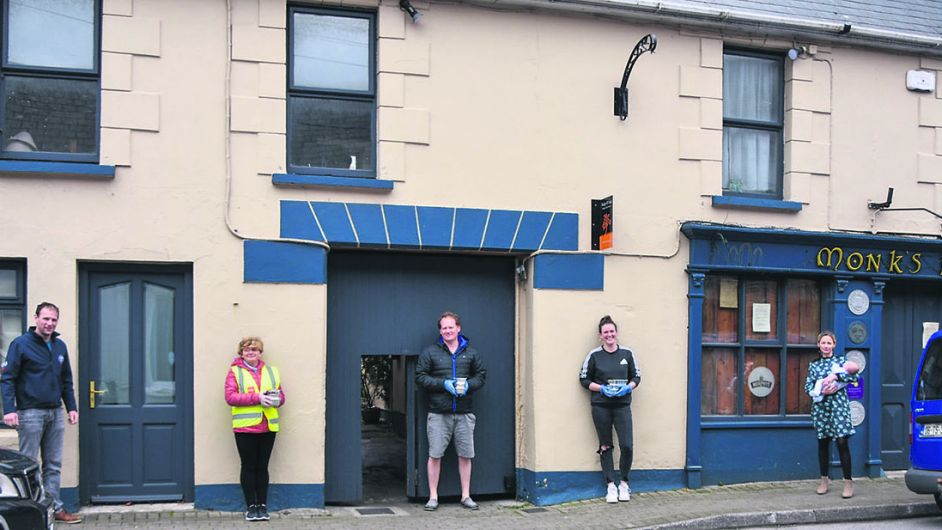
[225,337,285,522]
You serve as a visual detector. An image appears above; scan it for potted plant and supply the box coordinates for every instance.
[361,356,392,424]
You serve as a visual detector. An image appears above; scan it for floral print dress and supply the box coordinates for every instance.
[804,353,858,439]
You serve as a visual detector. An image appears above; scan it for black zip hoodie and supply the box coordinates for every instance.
[1,328,77,413]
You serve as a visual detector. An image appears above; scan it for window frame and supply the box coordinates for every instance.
[0,259,26,423]
[286,5,376,179]
[722,48,784,200]
[0,0,101,163]
[701,275,822,420]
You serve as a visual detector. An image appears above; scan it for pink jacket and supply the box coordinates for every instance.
[225,357,286,434]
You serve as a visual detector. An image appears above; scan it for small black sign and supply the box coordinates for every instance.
[591,196,613,250]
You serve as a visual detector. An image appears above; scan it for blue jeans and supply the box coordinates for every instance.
[17,408,65,511]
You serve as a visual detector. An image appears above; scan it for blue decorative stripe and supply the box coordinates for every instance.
[278,201,578,254]
[311,202,356,244]
[243,240,326,284]
[417,206,454,249]
[195,483,324,510]
[347,203,387,247]
[272,173,394,190]
[280,201,324,241]
[512,211,552,251]
[516,468,685,506]
[711,195,803,212]
[533,253,604,290]
[542,213,579,250]
[384,204,421,248]
[453,208,489,249]
[0,160,115,177]
[482,210,522,251]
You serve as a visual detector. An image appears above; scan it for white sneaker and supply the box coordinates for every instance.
[618,482,631,501]
[605,482,618,503]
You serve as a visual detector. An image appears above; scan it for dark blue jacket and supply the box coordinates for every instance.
[416,335,486,413]
[1,328,78,413]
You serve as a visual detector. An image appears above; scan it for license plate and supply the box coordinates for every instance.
[923,423,942,438]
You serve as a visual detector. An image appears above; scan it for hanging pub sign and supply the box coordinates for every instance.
[592,195,613,250]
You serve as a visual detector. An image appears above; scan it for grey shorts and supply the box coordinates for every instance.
[427,412,476,459]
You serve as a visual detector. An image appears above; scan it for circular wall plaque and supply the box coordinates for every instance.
[850,401,866,427]
[848,320,868,345]
[847,289,870,316]
[747,366,775,397]
[845,350,867,373]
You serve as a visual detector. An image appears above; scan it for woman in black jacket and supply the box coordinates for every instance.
[578,315,641,504]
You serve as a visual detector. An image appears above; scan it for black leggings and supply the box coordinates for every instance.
[818,436,851,480]
[235,432,276,506]
[591,405,633,484]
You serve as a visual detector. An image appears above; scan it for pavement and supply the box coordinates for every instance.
[75,472,941,529]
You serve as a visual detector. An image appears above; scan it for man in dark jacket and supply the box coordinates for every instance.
[415,311,486,512]
[1,302,81,524]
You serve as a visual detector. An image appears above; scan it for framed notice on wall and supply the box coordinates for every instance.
[591,196,613,250]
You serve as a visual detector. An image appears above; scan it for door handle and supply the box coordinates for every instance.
[90,381,107,409]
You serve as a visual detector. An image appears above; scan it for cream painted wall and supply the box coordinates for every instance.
[3,0,942,497]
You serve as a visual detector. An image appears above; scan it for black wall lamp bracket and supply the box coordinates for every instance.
[614,34,657,121]
[868,187,942,220]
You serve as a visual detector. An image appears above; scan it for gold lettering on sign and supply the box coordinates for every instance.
[889,250,904,274]
[817,247,844,270]
[846,252,864,271]
[814,247,930,275]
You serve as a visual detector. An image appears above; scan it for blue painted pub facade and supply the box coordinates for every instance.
[683,223,942,487]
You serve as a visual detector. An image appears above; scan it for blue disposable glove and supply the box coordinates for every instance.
[444,380,458,396]
[600,384,618,398]
[613,384,632,397]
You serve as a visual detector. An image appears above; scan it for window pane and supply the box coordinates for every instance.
[0,270,16,297]
[293,12,369,92]
[99,283,130,405]
[144,283,175,404]
[0,309,23,364]
[723,54,781,122]
[0,309,23,417]
[8,0,95,70]
[3,76,98,155]
[743,348,780,415]
[786,280,820,344]
[703,276,738,342]
[289,96,373,171]
[917,339,942,401]
[745,280,777,341]
[723,127,780,195]
[786,349,818,414]
[702,347,737,415]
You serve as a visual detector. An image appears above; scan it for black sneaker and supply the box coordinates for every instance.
[245,504,259,521]
[256,504,271,521]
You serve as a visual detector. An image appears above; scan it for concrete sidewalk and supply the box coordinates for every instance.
[76,474,940,529]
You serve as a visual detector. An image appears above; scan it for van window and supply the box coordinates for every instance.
[917,340,942,400]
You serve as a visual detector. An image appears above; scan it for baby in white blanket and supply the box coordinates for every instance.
[809,360,860,402]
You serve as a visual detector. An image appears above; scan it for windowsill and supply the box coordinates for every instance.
[702,417,811,429]
[272,173,393,191]
[0,160,115,179]
[711,195,802,212]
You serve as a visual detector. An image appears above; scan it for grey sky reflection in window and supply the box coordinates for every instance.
[8,0,95,70]
[293,12,369,92]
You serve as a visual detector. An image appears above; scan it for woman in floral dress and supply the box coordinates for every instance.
[804,330,859,499]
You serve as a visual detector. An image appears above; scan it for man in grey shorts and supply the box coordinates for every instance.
[415,311,486,511]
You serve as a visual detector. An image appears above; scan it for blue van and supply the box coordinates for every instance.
[906,330,942,511]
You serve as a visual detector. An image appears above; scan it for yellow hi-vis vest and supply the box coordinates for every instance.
[231,364,281,432]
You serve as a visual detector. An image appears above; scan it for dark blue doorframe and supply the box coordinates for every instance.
[78,263,193,504]
[881,281,942,469]
[325,252,516,504]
